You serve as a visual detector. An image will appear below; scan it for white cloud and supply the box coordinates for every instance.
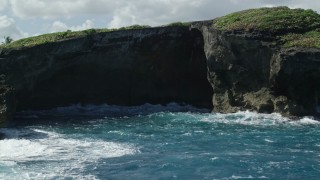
[9,0,119,19]
[0,0,7,12]
[107,0,265,28]
[50,19,94,32]
[6,0,320,20]
[1,0,320,38]
[260,0,320,11]
[0,15,27,40]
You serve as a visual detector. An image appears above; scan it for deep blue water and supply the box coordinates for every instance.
[1,103,320,179]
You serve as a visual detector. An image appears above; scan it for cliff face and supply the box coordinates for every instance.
[0,26,212,118]
[0,27,212,115]
[193,21,320,117]
[1,8,320,127]
[0,79,15,127]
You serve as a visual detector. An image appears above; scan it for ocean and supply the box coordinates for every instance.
[1,103,320,179]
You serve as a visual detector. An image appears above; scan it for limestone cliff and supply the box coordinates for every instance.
[0,80,15,127]
[192,7,320,117]
[1,7,320,127]
[0,26,212,122]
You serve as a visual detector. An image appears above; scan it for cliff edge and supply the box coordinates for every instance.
[193,7,320,117]
[0,25,212,127]
[1,7,320,127]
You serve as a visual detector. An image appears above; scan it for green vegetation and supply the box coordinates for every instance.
[2,36,13,44]
[1,29,99,49]
[0,25,151,50]
[118,24,151,30]
[3,7,320,50]
[281,31,320,48]
[215,7,320,48]
[164,22,191,27]
[214,7,320,34]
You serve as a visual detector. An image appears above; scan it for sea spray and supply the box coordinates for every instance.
[1,104,320,179]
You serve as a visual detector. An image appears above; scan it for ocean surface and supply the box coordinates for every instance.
[1,103,320,179]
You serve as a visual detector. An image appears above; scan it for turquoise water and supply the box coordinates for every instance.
[1,103,320,179]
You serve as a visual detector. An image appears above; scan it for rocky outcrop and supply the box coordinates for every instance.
[0,132,5,140]
[0,74,15,127]
[193,21,320,117]
[270,48,320,116]
[0,26,212,126]
[1,13,320,126]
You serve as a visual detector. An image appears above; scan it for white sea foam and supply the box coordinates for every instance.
[200,111,320,126]
[264,139,274,143]
[0,128,139,179]
[230,175,268,179]
[297,117,320,124]
[211,157,219,161]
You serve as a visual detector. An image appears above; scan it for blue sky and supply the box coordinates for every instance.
[0,0,319,40]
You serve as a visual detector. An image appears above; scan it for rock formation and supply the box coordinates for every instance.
[0,26,212,127]
[0,75,15,127]
[192,7,320,117]
[1,7,320,127]
[0,132,5,140]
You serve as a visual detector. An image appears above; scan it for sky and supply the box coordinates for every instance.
[0,0,319,40]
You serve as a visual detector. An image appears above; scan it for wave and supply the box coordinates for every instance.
[1,104,320,179]
[0,128,139,179]
[16,103,320,125]
[200,111,320,126]
[16,102,209,119]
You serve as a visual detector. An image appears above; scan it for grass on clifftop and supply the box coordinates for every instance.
[215,7,320,48]
[214,7,320,34]
[281,31,320,48]
[3,7,320,50]
[163,22,192,27]
[0,25,151,50]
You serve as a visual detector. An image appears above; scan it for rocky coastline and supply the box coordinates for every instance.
[0,132,5,140]
[192,20,320,118]
[1,7,320,127]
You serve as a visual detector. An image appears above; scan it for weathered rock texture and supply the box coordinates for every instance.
[193,21,320,117]
[0,75,15,127]
[0,132,5,140]
[1,19,320,127]
[0,26,212,126]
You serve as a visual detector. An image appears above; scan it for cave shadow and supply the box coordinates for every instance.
[12,103,211,128]
[0,127,50,140]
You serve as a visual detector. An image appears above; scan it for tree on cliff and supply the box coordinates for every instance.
[2,36,13,44]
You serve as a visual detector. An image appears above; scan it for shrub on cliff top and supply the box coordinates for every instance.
[214,7,320,34]
[2,36,13,44]
[164,22,191,27]
[0,30,90,49]
[281,31,320,48]
[118,24,151,30]
[0,25,151,50]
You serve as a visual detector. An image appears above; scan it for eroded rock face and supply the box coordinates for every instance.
[193,22,320,117]
[1,21,320,126]
[0,76,15,127]
[271,48,320,116]
[0,26,212,116]
[0,134,4,140]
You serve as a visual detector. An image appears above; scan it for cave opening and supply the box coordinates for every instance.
[14,27,213,111]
